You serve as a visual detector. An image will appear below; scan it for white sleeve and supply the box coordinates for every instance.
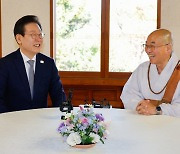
[120,66,144,110]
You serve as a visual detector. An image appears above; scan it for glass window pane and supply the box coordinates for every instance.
[55,0,101,71]
[109,0,157,72]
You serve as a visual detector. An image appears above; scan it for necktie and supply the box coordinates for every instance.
[27,60,34,99]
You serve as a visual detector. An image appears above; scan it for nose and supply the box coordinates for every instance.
[145,47,153,54]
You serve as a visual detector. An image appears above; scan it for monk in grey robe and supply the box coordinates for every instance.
[121,29,180,117]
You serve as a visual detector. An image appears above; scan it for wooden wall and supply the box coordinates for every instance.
[63,85,124,108]
[48,74,131,108]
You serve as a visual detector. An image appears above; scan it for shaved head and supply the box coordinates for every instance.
[148,29,172,45]
[145,29,173,72]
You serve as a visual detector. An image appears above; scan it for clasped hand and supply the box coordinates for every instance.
[136,100,156,115]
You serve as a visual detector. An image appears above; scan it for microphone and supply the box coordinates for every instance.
[60,89,73,114]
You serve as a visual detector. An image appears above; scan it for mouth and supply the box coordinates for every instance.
[148,54,155,58]
[34,44,41,47]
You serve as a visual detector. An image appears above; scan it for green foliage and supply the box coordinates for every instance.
[55,0,101,71]
[81,135,94,145]
[56,0,91,38]
[56,43,99,71]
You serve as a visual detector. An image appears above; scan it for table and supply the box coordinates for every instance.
[0,107,180,154]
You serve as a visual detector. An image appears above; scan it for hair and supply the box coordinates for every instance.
[13,15,42,38]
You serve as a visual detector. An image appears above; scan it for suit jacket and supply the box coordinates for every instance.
[0,49,65,113]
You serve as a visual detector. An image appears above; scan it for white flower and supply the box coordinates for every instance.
[66,132,81,146]
[90,133,100,143]
[65,113,71,119]
[99,121,106,127]
[103,130,110,139]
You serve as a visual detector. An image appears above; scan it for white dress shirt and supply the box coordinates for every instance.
[20,51,36,80]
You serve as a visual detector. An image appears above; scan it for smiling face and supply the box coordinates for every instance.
[15,22,43,59]
[145,29,172,71]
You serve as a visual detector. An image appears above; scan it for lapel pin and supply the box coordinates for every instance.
[40,60,44,64]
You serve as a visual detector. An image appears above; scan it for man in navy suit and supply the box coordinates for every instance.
[0,15,66,113]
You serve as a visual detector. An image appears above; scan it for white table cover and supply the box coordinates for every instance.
[0,107,180,154]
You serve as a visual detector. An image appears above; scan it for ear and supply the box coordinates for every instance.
[166,44,172,54]
[15,34,23,45]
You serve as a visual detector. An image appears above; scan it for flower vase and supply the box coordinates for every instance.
[73,143,95,149]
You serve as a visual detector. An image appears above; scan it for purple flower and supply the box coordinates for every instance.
[95,114,104,122]
[58,122,65,131]
[79,125,86,131]
[59,126,68,133]
[57,122,69,134]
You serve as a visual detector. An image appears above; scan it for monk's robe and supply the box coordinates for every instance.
[121,52,180,117]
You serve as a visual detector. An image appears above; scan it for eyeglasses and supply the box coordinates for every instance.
[24,33,45,39]
[142,43,169,50]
